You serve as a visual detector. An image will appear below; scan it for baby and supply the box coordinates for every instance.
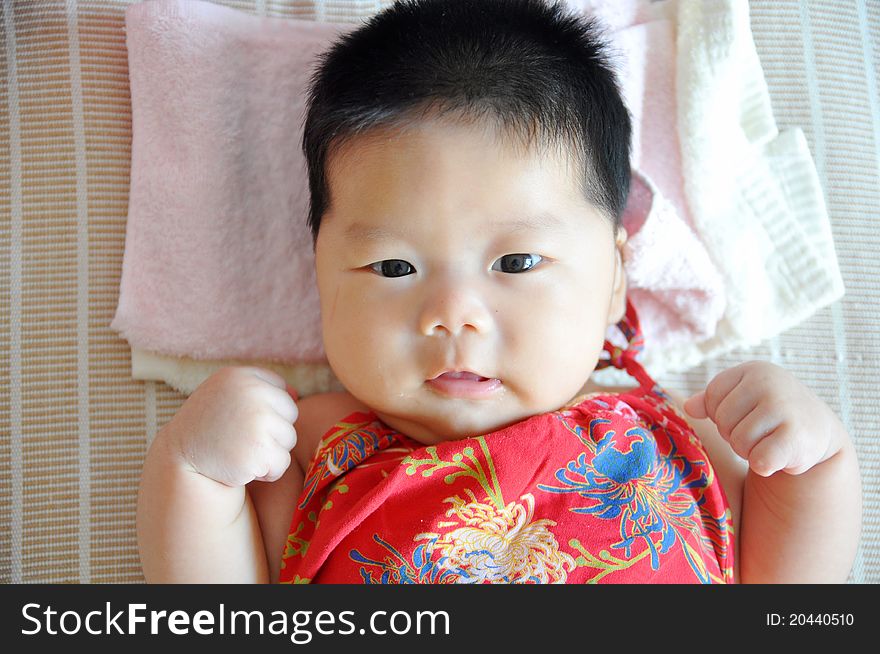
[137,0,861,583]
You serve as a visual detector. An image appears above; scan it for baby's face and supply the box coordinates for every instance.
[315,117,627,443]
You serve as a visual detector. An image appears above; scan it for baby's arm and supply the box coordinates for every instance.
[249,391,356,582]
[247,441,307,584]
[137,431,269,582]
[739,428,860,582]
[683,361,862,583]
[137,367,299,583]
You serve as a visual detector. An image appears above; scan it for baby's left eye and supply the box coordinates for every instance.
[492,253,543,273]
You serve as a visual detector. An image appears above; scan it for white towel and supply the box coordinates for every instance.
[591,0,844,385]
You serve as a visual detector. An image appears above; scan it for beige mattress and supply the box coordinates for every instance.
[1,0,877,582]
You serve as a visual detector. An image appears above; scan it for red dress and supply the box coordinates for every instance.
[279,299,735,584]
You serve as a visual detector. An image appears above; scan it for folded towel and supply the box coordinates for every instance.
[112,0,841,396]
[624,171,724,350]
[112,0,345,367]
[608,9,726,353]
[647,0,845,379]
[591,0,844,385]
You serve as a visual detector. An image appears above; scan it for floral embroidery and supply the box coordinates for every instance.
[413,490,575,584]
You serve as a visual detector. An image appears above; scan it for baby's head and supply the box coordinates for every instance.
[302,0,632,443]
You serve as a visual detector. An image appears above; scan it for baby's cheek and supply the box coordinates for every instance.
[505,311,596,403]
[325,307,406,393]
[321,296,371,380]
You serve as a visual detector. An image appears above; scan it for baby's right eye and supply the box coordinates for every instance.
[369,259,416,278]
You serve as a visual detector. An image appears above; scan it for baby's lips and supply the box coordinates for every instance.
[428,368,495,382]
[434,371,489,381]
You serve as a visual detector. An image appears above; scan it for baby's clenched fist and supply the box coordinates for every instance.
[682,361,846,477]
[159,366,299,487]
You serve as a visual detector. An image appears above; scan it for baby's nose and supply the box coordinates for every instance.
[418,280,493,337]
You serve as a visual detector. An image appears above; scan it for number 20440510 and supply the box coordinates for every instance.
[766,613,854,626]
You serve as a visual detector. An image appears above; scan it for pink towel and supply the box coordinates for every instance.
[611,11,726,349]
[111,0,724,367]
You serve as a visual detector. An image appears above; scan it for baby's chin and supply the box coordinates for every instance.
[372,401,538,445]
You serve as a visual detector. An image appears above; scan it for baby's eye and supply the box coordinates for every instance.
[492,253,543,273]
[369,259,416,278]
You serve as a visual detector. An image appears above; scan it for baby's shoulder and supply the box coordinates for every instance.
[292,391,373,473]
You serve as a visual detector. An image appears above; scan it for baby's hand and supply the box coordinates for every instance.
[682,361,846,477]
[159,366,299,487]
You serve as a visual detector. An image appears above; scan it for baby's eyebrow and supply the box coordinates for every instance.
[344,223,401,243]
[343,212,566,242]
[491,212,567,232]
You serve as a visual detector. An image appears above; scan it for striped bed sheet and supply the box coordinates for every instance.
[0,0,877,583]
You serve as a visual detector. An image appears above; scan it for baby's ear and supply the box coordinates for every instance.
[608,229,628,324]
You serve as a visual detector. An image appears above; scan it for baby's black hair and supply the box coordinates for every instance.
[302,0,632,248]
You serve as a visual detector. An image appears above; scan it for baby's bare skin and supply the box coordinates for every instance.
[137,366,298,583]
[137,117,860,584]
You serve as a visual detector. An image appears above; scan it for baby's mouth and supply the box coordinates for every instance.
[426,370,502,398]
[430,371,490,382]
